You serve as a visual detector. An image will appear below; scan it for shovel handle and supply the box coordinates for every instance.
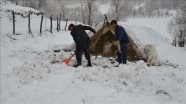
[70,54,75,59]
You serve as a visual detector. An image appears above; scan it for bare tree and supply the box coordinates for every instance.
[38,0,42,9]
[85,0,95,26]
[58,0,66,21]
[23,0,24,6]
[112,0,119,21]
[81,0,85,24]
[38,0,44,9]
[168,0,186,47]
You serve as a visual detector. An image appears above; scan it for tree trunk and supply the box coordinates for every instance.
[65,18,68,31]
[183,39,185,47]
[113,0,119,21]
[81,0,85,24]
[59,13,61,30]
[62,9,65,21]
[115,4,119,21]
[88,4,91,26]
[38,0,42,9]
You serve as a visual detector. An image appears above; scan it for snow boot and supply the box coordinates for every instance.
[73,59,81,68]
[87,60,92,67]
[73,64,81,68]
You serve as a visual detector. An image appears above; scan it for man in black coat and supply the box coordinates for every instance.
[68,24,96,67]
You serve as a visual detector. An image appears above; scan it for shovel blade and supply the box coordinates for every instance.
[62,58,70,64]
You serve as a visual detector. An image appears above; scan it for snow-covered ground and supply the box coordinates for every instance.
[1,2,186,104]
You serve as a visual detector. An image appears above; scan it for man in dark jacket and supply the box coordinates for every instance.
[68,24,96,67]
[111,20,129,65]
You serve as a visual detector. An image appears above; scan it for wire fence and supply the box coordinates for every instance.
[6,9,69,37]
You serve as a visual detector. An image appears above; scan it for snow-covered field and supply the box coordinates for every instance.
[1,2,186,104]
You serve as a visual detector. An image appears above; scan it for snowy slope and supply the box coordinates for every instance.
[1,2,186,104]
[126,17,173,43]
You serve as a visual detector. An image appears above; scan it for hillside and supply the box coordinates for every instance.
[1,2,186,104]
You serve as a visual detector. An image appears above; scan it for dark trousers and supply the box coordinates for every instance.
[116,43,129,64]
[75,44,91,65]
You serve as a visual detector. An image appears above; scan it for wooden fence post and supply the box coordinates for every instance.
[28,10,31,34]
[175,37,177,47]
[59,13,61,30]
[50,13,52,33]
[57,15,59,32]
[40,15,44,34]
[65,18,68,31]
[28,10,34,38]
[12,11,15,34]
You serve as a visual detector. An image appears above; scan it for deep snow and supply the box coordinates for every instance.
[1,2,186,104]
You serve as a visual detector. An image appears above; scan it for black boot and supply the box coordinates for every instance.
[87,60,92,67]
[73,60,81,68]
[73,64,80,67]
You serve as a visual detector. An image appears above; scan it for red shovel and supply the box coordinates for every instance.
[62,54,75,64]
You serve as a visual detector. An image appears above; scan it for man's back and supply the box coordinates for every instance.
[115,25,129,44]
[71,25,86,38]
[70,25,94,49]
